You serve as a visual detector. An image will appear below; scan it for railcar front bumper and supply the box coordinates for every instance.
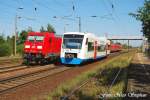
[60,57,84,65]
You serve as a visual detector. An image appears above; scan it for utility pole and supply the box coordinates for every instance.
[13,7,23,56]
[14,14,17,56]
[77,17,81,32]
[128,40,129,52]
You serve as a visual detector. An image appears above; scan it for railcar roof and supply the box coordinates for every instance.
[63,32,96,37]
[63,32,110,41]
[64,32,85,35]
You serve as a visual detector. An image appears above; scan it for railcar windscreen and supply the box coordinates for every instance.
[63,34,84,49]
[28,36,44,42]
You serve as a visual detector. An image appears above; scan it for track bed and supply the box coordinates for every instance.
[0,52,124,100]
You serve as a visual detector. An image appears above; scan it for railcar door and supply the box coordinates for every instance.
[94,41,97,59]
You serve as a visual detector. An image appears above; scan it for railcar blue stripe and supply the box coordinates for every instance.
[61,55,106,65]
[61,58,83,65]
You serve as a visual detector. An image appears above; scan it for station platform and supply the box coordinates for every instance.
[126,53,150,99]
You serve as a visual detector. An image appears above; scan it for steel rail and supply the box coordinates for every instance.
[0,65,27,74]
[0,66,72,94]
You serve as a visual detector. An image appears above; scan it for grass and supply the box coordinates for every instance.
[47,51,135,100]
[75,52,135,100]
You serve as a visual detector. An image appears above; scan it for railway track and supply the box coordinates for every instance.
[0,65,28,74]
[0,63,53,74]
[0,65,72,94]
[0,51,126,95]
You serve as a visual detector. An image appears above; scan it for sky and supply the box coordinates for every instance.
[0,0,145,46]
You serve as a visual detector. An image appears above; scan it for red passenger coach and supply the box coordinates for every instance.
[110,44,122,52]
[23,32,62,64]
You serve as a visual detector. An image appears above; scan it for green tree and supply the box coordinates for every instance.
[47,23,56,33]
[129,0,150,42]
[18,30,28,44]
[0,35,5,44]
[7,36,10,42]
[6,35,13,50]
[0,35,12,56]
[40,26,46,32]
[0,43,11,56]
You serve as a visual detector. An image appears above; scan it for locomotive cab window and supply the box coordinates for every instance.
[36,36,44,42]
[28,36,44,42]
[27,36,35,42]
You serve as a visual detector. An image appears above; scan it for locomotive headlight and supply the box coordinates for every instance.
[25,45,30,48]
[37,46,43,49]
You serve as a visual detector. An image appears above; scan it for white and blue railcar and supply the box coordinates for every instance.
[60,32,108,65]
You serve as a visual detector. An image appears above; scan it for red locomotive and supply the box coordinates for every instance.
[23,32,62,64]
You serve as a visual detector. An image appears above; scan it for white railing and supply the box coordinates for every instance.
[107,35,143,40]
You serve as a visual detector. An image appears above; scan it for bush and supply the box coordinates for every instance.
[147,48,150,58]
[0,43,12,56]
[17,44,24,55]
[144,48,150,58]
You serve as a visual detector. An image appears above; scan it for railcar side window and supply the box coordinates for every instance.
[98,45,105,52]
[88,42,94,51]
[86,38,88,45]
